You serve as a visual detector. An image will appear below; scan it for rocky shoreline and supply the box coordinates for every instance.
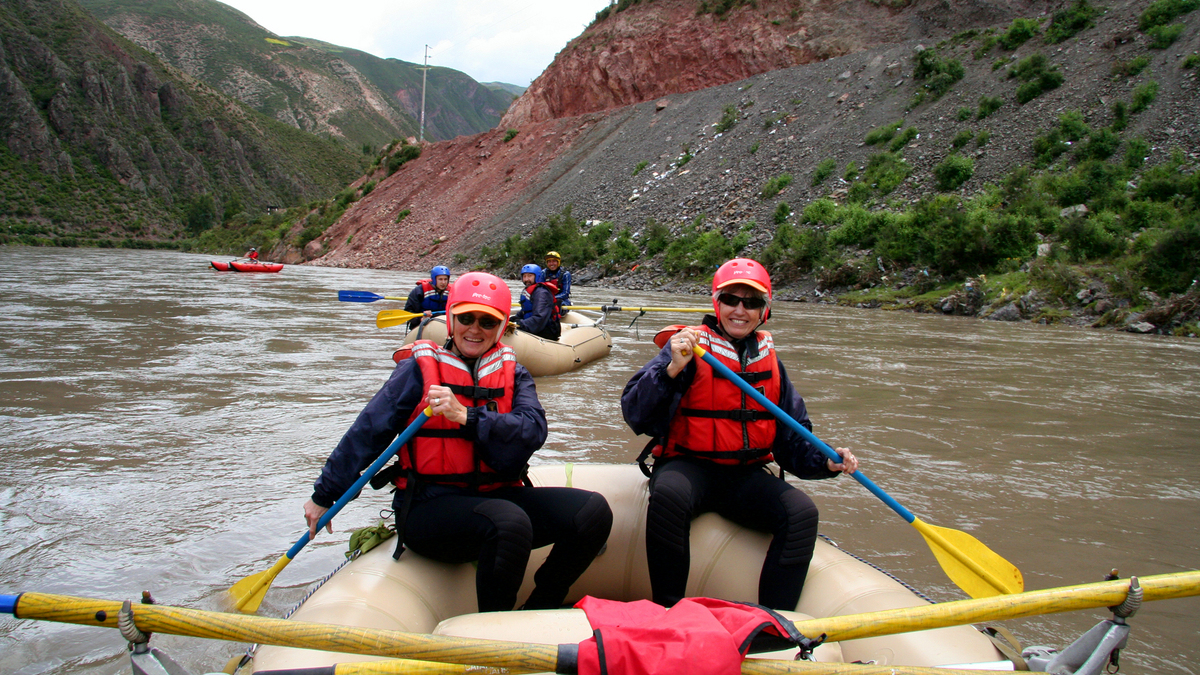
[572,264,1200,338]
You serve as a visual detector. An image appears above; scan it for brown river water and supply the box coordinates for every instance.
[1,247,1197,674]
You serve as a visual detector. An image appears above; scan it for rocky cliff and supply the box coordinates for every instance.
[502,0,1043,126]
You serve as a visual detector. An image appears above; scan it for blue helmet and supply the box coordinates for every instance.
[520,264,543,283]
[430,265,450,282]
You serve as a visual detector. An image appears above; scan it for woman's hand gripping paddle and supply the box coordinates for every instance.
[691,345,1023,599]
[228,408,434,613]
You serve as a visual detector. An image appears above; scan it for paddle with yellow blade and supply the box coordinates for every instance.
[6,572,1199,674]
[376,309,442,329]
[228,408,434,613]
[692,344,1023,599]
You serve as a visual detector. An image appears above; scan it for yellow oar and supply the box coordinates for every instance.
[693,345,1022,598]
[376,309,434,329]
[568,305,711,313]
[228,409,433,613]
[6,573,1199,674]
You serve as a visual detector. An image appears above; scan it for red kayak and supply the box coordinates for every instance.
[210,260,283,273]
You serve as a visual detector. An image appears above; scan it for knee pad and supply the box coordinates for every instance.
[777,489,819,566]
[573,491,614,544]
[473,500,533,568]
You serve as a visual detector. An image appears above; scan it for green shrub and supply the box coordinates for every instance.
[844,162,859,181]
[1045,0,1101,44]
[387,144,421,174]
[934,154,975,191]
[1111,55,1150,78]
[1058,217,1123,261]
[773,202,791,225]
[863,152,912,195]
[888,127,919,152]
[1184,53,1200,69]
[951,129,974,149]
[977,95,1003,119]
[760,173,793,199]
[956,107,973,121]
[644,219,671,256]
[973,35,999,59]
[803,199,838,225]
[749,141,760,154]
[715,105,738,133]
[976,129,991,146]
[183,193,217,235]
[847,181,874,204]
[1147,23,1185,48]
[1124,137,1151,169]
[999,17,1041,50]
[811,158,837,186]
[1011,53,1064,103]
[395,208,411,223]
[1111,100,1129,131]
[1131,80,1159,113]
[633,160,649,176]
[503,129,519,142]
[1139,0,1199,31]
[912,48,964,101]
[1075,128,1120,161]
[761,221,831,276]
[865,120,904,145]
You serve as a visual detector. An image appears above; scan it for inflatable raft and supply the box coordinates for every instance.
[250,464,1009,672]
[399,312,612,377]
[211,260,284,273]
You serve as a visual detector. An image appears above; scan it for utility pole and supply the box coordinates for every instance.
[418,45,431,143]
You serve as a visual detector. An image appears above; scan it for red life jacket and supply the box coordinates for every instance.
[519,281,563,322]
[396,339,522,491]
[575,596,807,675]
[415,279,451,313]
[660,324,780,466]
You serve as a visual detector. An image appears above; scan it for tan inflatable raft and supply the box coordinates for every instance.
[251,464,1008,672]
[399,312,612,378]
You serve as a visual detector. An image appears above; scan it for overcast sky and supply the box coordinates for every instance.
[219,0,613,86]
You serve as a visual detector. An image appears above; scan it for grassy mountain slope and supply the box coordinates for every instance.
[0,0,364,245]
[79,0,418,149]
[291,38,513,142]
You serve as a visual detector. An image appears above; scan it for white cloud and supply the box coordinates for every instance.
[220,0,610,85]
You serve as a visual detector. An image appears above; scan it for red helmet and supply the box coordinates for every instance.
[446,272,511,338]
[712,258,772,320]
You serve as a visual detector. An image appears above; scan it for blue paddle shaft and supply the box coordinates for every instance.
[696,349,916,524]
[286,410,431,559]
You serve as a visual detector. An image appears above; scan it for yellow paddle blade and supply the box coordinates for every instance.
[376,310,423,329]
[912,518,1023,598]
[228,553,292,614]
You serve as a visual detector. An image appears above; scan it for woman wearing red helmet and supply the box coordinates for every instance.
[621,258,858,610]
[304,272,612,612]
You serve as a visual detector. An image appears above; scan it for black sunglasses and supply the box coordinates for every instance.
[455,312,502,330]
[717,293,767,310]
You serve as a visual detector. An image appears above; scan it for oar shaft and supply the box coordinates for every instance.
[566,306,710,312]
[6,573,1198,673]
[5,592,558,672]
[693,347,914,522]
[792,570,1200,642]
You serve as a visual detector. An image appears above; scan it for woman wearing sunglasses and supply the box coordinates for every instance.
[304,272,612,612]
[620,258,858,611]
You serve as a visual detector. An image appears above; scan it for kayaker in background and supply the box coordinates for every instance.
[303,272,612,612]
[542,251,571,310]
[620,257,859,611]
[244,247,259,261]
[515,264,561,341]
[403,265,451,329]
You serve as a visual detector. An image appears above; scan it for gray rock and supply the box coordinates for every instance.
[987,303,1023,321]
[1126,321,1157,334]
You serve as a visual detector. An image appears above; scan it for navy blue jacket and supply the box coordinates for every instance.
[311,355,548,508]
[620,319,837,479]
[543,267,571,306]
[516,284,561,340]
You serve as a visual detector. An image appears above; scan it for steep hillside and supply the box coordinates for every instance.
[304,0,1200,331]
[296,38,513,142]
[503,0,1044,126]
[0,0,363,243]
[81,0,511,146]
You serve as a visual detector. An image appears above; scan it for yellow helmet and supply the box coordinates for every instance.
[545,251,561,260]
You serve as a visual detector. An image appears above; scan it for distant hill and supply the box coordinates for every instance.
[79,0,511,146]
[293,38,514,142]
[0,0,364,244]
[483,82,527,98]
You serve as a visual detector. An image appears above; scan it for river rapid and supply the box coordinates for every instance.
[1,247,1197,674]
